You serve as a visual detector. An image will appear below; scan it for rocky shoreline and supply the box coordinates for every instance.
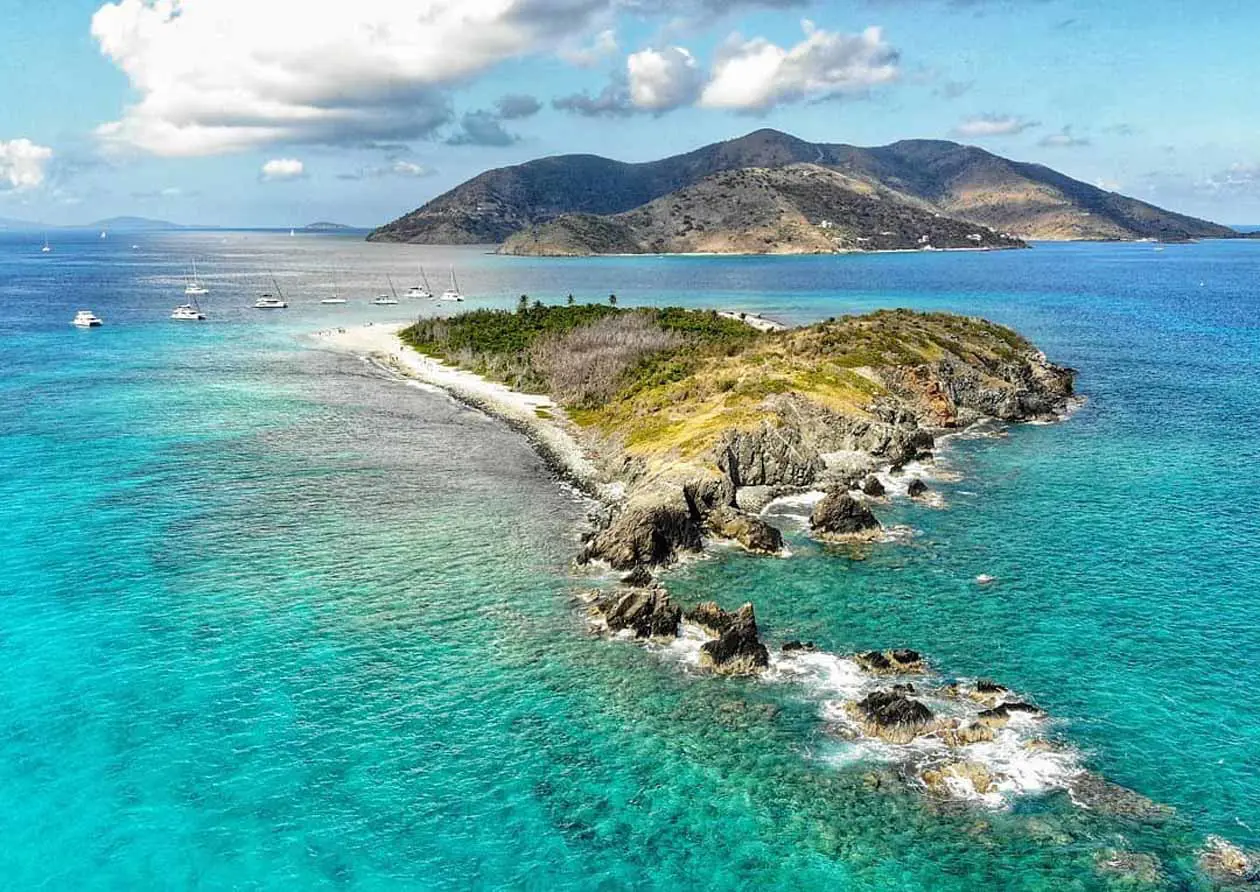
[317,317,1259,886]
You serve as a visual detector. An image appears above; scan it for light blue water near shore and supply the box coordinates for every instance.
[2,231,1259,889]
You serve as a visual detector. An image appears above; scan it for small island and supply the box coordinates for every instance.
[394,303,1073,570]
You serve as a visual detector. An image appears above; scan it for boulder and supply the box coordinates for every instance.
[861,476,886,497]
[601,587,681,639]
[855,649,926,674]
[906,478,928,498]
[921,761,996,796]
[620,566,653,587]
[810,491,881,538]
[686,601,738,636]
[855,650,893,672]
[849,690,935,743]
[696,603,770,675]
[715,423,826,488]
[591,499,703,569]
[782,640,816,653]
[706,507,784,554]
[937,722,996,747]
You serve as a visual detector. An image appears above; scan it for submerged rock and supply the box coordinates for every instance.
[810,491,881,538]
[1095,850,1164,885]
[921,761,996,796]
[1068,773,1174,822]
[1199,836,1259,885]
[849,689,935,743]
[694,603,770,675]
[706,507,784,554]
[861,476,886,497]
[600,587,681,639]
[906,478,928,498]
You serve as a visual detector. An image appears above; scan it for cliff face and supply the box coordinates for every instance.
[369,128,1236,245]
[499,165,1024,256]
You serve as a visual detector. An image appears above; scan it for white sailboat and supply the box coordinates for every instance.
[100,230,107,240]
[41,234,51,253]
[171,300,206,321]
[407,268,433,299]
[185,259,209,296]
[321,269,347,304]
[373,274,400,305]
[254,272,288,309]
[439,267,464,302]
[72,310,102,327]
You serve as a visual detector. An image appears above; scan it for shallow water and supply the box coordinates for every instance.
[1,231,1258,888]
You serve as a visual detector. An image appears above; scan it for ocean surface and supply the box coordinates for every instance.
[1,230,1257,889]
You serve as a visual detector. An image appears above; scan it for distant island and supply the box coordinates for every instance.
[301,222,361,232]
[368,128,1240,253]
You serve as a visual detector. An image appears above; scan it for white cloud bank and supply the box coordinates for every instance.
[260,158,306,181]
[0,139,54,190]
[700,22,899,111]
[951,114,1039,138]
[90,0,609,156]
[558,21,900,116]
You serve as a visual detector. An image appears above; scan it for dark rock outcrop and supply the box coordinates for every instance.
[906,478,928,498]
[856,649,926,674]
[810,492,881,538]
[706,507,784,554]
[850,690,936,743]
[590,500,703,569]
[716,423,826,488]
[861,476,886,497]
[692,603,770,675]
[599,587,681,639]
[783,640,816,653]
[620,566,653,587]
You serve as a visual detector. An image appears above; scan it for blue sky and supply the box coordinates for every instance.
[0,0,1257,227]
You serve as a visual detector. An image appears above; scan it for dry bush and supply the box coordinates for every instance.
[532,312,683,407]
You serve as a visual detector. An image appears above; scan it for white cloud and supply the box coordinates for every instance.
[1039,126,1089,148]
[90,0,610,156]
[260,158,306,181]
[0,139,54,190]
[338,160,434,180]
[628,46,702,112]
[559,28,619,67]
[951,114,1039,138]
[699,21,899,111]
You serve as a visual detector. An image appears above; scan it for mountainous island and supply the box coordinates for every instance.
[368,128,1239,254]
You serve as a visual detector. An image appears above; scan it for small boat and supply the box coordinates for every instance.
[185,259,209,295]
[41,235,51,254]
[100,230,107,239]
[407,268,433,299]
[72,310,102,327]
[439,267,464,302]
[170,303,206,321]
[373,274,400,305]
[254,273,288,309]
[321,269,347,304]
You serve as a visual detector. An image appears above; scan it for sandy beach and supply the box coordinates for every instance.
[313,323,608,498]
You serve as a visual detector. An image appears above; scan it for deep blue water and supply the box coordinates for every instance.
[2,231,1258,889]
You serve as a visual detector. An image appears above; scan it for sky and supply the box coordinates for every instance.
[0,0,1257,228]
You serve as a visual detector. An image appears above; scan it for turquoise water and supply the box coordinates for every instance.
[2,231,1258,889]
